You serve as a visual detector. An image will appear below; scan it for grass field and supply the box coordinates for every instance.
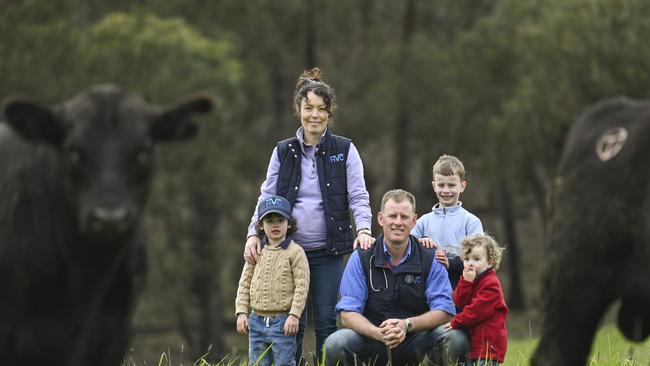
[503,326,650,366]
[125,325,650,365]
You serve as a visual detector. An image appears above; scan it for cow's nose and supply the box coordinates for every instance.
[88,206,134,233]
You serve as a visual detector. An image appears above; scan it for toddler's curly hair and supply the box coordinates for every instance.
[460,234,504,270]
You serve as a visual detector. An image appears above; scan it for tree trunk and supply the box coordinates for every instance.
[498,176,525,310]
[392,0,416,189]
[188,157,224,357]
[267,2,289,137]
[304,0,317,68]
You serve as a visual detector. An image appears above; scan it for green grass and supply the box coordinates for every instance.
[125,326,650,366]
[503,326,650,366]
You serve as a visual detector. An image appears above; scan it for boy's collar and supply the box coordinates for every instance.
[261,237,292,249]
[432,201,463,213]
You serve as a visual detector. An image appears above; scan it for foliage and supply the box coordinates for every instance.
[445,0,650,206]
[3,0,650,361]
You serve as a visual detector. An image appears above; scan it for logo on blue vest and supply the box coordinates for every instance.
[330,153,345,163]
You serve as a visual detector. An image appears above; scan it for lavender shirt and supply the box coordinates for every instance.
[248,127,372,251]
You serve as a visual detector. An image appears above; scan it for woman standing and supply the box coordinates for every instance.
[243,67,374,363]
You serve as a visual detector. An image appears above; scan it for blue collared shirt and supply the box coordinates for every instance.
[336,240,456,316]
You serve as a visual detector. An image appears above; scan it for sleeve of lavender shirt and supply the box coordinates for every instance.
[346,143,372,231]
[247,147,281,237]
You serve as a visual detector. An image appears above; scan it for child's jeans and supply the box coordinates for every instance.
[248,313,296,366]
[469,360,500,366]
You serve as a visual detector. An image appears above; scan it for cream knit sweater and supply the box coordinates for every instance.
[235,240,310,317]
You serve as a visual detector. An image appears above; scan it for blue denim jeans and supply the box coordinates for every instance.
[248,313,297,366]
[295,253,345,364]
[324,326,470,366]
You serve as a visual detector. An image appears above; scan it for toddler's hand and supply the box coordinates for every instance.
[443,321,452,331]
[236,314,249,335]
[462,263,476,282]
[284,314,299,336]
[418,237,438,249]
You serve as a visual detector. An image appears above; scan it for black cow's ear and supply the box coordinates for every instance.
[3,98,65,146]
[150,94,213,142]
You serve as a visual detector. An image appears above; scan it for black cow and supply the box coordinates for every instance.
[532,97,650,365]
[0,84,212,366]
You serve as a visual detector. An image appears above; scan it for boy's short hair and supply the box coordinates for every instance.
[255,213,298,238]
[460,234,504,270]
[380,189,416,213]
[433,154,466,181]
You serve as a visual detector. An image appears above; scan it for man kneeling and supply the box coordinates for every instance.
[324,189,469,365]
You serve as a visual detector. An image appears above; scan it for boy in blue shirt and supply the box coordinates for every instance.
[412,154,483,289]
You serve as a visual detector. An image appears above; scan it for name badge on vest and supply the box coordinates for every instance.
[403,274,422,284]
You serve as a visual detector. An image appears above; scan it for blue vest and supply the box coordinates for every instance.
[275,129,353,256]
[358,235,433,326]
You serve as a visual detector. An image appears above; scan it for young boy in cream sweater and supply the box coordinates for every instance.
[235,195,310,366]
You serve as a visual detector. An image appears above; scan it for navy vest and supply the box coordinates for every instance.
[275,129,353,256]
[358,235,434,326]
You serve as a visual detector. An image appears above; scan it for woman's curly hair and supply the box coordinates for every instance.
[293,67,337,116]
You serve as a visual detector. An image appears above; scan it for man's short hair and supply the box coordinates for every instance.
[380,189,416,213]
[433,154,466,181]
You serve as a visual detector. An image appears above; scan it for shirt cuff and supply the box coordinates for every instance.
[335,296,365,314]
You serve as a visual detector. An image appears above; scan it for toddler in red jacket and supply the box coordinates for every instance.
[445,234,508,365]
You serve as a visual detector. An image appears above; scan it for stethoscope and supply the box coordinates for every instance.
[369,254,389,292]
[369,254,416,292]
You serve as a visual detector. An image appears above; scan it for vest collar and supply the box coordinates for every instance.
[373,235,423,273]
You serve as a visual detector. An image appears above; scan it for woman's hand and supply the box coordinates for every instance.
[354,231,376,250]
[244,235,261,264]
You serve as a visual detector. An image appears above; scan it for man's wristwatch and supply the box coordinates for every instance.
[357,228,372,237]
[404,318,413,333]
